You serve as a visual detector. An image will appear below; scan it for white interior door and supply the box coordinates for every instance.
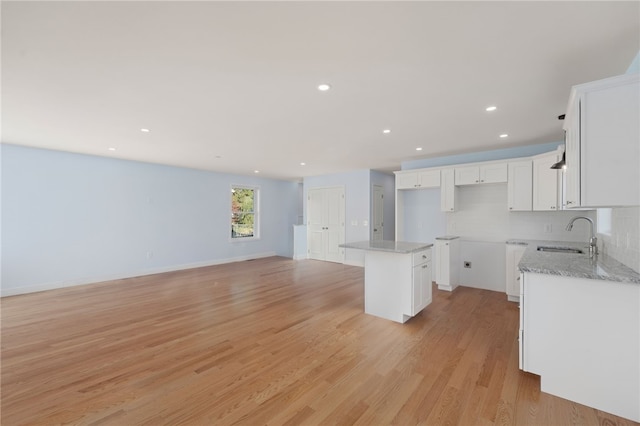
[372,185,384,241]
[307,187,345,263]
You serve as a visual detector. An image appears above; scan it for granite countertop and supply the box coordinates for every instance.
[508,239,640,284]
[340,240,433,254]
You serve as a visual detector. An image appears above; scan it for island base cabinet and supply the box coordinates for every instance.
[364,249,432,323]
[522,272,640,422]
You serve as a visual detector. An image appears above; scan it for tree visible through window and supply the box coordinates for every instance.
[231,186,258,239]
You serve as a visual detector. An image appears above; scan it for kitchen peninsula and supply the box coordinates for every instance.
[340,240,433,323]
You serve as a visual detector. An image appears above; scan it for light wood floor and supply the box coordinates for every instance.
[1,257,636,425]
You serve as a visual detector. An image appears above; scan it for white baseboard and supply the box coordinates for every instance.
[343,259,364,268]
[1,251,277,297]
[293,254,308,260]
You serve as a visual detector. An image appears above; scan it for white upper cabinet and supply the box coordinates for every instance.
[455,163,507,185]
[532,151,561,211]
[440,169,456,212]
[563,73,640,208]
[395,169,440,190]
[507,160,533,211]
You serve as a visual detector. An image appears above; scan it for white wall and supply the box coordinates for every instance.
[402,188,447,244]
[1,144,299,296]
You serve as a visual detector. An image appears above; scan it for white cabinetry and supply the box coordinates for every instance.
[395,169,440,190]
[505,244,526,302]
[411,250,432,315]
[532,151,561,211]
[507,161,532,211]
[361,247,433,323]
[440,169,456,212]
[435,238,459,291]
[521,272,640,422]
[563,73,640,208]
[455,163,507,185]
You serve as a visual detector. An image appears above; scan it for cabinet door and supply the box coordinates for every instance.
[533,153,560,211]
[435,241,450,286]
[480,163,508,183]
[564,102,580,208]
[417,170,440,188]
[507,161,533,211]
[440,169,456,212]
[412,261,432,315]
[454,166,479,185]
[505,245,526,298]
[396,172,418,190]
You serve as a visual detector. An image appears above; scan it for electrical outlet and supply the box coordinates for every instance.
[363,220,368,226]
[146,251,153,259]
[464,261,472,268]
[544,223,552,233]
[351,220,358,226]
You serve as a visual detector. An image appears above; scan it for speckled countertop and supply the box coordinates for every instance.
[340,240,432,254]
[435,235,460,241]
[507,239,640,284]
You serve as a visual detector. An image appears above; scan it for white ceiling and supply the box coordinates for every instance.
[2,1,639,181]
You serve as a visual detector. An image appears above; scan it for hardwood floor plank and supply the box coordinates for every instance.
[2,257,637,425]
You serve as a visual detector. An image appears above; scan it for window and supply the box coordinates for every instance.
[231,186,259,240]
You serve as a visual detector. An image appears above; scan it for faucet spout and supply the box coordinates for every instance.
[566,216,598,257]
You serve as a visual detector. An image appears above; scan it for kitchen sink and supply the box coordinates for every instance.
[536,246,583,254]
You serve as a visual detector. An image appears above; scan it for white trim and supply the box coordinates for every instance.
[292,254,308,260]
[0,251,276,297]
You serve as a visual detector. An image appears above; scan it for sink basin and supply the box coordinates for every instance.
[537,246,583,254]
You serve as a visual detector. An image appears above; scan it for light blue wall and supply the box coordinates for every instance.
[370,170,395,241]
[1,144,299,295]
[401,141,561,170]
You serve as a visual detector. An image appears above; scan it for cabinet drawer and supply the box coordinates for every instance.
[413,249,431,265]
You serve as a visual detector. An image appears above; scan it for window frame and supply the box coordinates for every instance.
[230,184,260,242]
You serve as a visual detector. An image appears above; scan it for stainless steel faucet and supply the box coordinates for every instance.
[566,216,598,257]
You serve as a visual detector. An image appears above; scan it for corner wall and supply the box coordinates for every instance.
[1,144,299,296]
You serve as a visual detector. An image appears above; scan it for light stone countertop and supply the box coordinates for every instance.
[508,239,640,284]
[340,240,433,254]
[435,235,460,241]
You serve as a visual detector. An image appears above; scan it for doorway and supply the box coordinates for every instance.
[307,186,345,263]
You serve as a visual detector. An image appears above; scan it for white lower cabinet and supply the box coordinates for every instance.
[412,251,432,315]
[505,244,526,302]
[435,238,459,291]
[363,248,432,323]
[521,272,640,422]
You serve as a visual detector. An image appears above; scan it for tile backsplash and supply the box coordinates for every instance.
[446,184,596,243]
[597,207,640,273]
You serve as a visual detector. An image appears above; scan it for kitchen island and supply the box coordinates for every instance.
[340,240,433,323]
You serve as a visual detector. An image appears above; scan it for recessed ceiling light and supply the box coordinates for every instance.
[140,128,150,132]
[383,129,391,134]
[486,106,497,112]
[108,147,116,151]
[317,84,331,91]
[416,147,423,151]
[500,133,509,138]
[254,170,260,174]
[300,162,306,166]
